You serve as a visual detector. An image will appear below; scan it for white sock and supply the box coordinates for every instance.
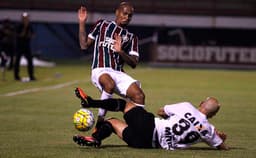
[126,98,145,108]
[134,103,145,108]
[98,90,113,118]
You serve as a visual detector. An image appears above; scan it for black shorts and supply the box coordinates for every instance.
[122,106,155,148]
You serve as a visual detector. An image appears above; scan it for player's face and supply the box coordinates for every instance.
[115,5,134,27]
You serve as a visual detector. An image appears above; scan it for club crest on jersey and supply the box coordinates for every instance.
[122,35,129,43]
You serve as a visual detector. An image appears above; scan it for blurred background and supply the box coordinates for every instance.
[1,0,256,69]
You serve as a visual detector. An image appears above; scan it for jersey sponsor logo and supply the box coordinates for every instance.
[99,37,115,51]
[164,127,175,149]
[165,112,209,147]
[184,112,208,136]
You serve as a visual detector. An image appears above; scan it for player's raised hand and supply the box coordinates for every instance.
[78,6,88,23]
[113,33,122,52]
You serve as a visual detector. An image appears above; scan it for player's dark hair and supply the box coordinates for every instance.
[116,1,134,11]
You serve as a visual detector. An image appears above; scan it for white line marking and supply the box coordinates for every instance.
[1,68,150,97]
[2,80,80,97]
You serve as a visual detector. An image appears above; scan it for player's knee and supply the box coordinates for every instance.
[102,82,115,93]
[132,91,145,104]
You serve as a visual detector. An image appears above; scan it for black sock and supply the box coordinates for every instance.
[87,97,126,112]
[92,121,113,141]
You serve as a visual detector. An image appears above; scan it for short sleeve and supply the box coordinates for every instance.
[88,19,103,40]
[129,35,139,57]
[203,125,223,147]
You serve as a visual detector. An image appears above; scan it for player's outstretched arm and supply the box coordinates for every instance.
[215,130,227,142]
[214,129,229,150]
[78,6,93,50]
[157,107,169,119]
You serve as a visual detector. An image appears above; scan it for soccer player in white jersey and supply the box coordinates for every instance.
[73,88,229,150]
[77,2,145,130]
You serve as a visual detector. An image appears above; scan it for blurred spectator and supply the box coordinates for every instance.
[0,18,16,70]
[0,49,8,81]
[14,12,36,81]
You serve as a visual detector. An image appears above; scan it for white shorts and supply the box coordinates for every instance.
[91,68,141,97]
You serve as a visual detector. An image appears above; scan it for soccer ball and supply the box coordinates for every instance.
[73,108,95,131]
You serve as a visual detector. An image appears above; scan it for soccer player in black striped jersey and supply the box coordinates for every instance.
[78,2,145,127]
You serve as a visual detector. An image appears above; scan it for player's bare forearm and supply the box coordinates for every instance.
[215,129,229,150]
[157,107,169,119]
[79,32,88,50]
[78,6,89,50]
[118,51,138,68]
[78,21,88,50]
[215,129,227,142]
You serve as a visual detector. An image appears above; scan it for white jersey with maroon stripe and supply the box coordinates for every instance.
[154,102,223,150]
[88,19,139,71]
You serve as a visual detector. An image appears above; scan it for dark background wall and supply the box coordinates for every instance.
[1,0,256,17]
[1,0,256,64]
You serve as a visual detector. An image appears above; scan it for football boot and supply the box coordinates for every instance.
[73,135,101,147]
[74,87,90,107]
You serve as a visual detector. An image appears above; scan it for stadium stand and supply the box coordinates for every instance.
[0,0,256,17]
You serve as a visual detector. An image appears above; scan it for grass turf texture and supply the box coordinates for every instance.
[0,60,256,158]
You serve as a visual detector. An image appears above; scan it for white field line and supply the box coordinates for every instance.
[2,80,80,97]
[1,68,151,97]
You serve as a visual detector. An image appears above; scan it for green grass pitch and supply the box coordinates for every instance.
[0,60,256,158]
